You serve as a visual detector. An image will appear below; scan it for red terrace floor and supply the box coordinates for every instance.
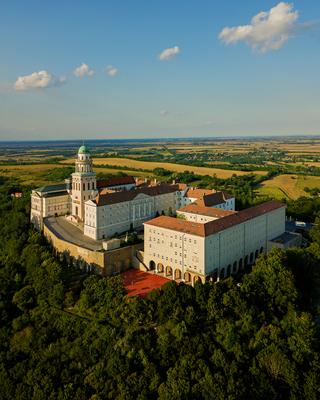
[122,269,170,298]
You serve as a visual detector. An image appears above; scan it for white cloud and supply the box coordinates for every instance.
[219,2,307,53]
[160,110,169,116]
[159,46,181,61]
[73,63,94,77]
[106,65,119,77]
[14,70,66,91]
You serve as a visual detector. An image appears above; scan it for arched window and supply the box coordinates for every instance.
[166,266,172,277]
[157,263,164,273]
[174,269,182,280]
[184,272,191,283]
[83,183,85,191]
[149,260,156,270]
[233,261,237,273]
[193,275,202,285]
[212,270,218,282]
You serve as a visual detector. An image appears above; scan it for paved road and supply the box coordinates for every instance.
[286,220,314,233]
[45,216,103,251]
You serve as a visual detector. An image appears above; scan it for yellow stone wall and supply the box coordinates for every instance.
[43,224,143,276]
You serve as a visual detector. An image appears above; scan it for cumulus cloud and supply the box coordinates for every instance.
[14,70,66,91]
[219,2,311,53]
[159,46,181,60]
[160,110,169,116]
[105,65,119,77]
[73,63,94,77]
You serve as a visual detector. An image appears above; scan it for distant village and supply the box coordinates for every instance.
[31,145,301,285]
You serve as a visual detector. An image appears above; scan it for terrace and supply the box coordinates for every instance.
[122,269,170,297]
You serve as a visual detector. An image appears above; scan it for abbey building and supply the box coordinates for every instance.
[31,145,234,239]
[30,145,295,284]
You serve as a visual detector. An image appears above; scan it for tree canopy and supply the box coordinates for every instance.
[0,176,320,399]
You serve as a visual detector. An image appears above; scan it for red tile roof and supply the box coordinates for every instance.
[184,188,233,207]
[95,184,178,206]
[184,188,212,198]
[178,203,237,218]
[97,176,135,189]
[176,183,188,191]
[145,215,206,236]
[145,201,285,237]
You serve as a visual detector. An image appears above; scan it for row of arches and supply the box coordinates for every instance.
[149,261,203,285]
[72,181,95,191]
[149,246,264,285]
[208,246,264,282]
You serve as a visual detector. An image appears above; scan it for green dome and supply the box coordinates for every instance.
[78,145,90,154]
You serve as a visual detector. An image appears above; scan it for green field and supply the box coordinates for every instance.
[257,174,320,200]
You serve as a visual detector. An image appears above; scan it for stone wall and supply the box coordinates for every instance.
[43,224,143,276]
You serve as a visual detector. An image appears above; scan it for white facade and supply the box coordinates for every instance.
[70,147,97,221]
[30,146,97,229]
[176,207,235,223]
[176,188,235,210]
[30,186,71,230]
[211,197,235,210]
[144,202,286,284]
[144,224,205,278]
[84,190,176,240]
[203,207,285,277]
[30,144,238,257]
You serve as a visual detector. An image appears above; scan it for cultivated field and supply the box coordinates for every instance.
[0,164,149,186]
[62,157,267,178]
[257,174,320,199]
[0,164,66,186]
[2,138,320,195]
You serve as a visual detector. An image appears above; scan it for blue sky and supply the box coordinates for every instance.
[0,0,319,140]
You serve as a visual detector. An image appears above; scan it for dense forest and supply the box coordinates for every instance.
[1,176,320,399]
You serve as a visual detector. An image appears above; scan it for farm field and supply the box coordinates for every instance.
[0,164,149,186]
[164,140,320,152]
[257,174,320,200]
[295,161,320,167]
[0,164,67,186]
[62,157,268,178]
[1,138,320,196]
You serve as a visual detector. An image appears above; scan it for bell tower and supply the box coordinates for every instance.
[71,145,97,221]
